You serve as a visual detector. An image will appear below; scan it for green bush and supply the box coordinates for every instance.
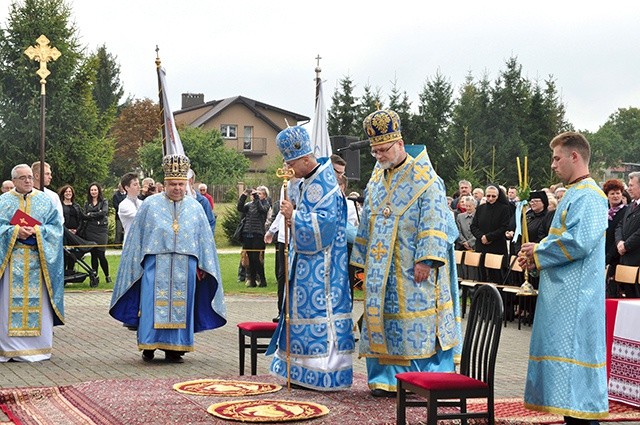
[221,205,242,246]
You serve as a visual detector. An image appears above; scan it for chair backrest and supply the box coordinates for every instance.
[463,251,482,267]
[510,255,523,273]
[614,265,639,284]
[462,251,482,281]
[455,250,464,265]
[459,284,504,388]
[484,253,503,270]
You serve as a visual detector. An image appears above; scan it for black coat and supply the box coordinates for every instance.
[615,203,640,266]
[471,200,511,255]
[606,205,627,265]
[83,199,109,245]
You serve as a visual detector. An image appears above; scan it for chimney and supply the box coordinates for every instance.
[181,93,204,109]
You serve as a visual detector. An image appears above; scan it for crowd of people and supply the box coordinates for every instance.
[0,112,615,423]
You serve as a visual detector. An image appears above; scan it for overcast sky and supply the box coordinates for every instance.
[3,0,640,133]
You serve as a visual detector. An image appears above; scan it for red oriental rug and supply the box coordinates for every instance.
[0,373,639,424]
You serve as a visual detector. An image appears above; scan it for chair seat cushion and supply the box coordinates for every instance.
[396,372,488,391]
[237,322,278,332]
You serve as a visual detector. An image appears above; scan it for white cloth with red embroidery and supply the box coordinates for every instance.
[609,299,640,407]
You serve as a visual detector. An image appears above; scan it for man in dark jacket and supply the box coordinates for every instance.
[615,171,640,297]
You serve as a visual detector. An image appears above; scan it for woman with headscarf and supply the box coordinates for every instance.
[471,184,511,282]
[603,179,627,297]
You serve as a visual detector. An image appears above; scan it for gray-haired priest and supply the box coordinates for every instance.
[110,154,226,363]
[0,164,64,362]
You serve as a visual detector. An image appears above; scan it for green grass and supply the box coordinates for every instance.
[65,251,280,296]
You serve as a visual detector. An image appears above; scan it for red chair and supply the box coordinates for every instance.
[237,321,277,376]
[396,284,504,425]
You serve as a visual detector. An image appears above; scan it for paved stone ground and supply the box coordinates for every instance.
[1,291,634,424]
[0,291,530,396]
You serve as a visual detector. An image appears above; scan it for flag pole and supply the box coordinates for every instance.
[155,46,167,156]
[314,54,321,106]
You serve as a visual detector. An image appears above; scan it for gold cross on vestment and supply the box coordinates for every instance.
[24,35,61,94]
[371,241,388,262]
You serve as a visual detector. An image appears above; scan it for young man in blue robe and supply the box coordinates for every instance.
[519,132,608,424]
[266,126,355,390]
[350,109,462,397]
[110,154,226,363]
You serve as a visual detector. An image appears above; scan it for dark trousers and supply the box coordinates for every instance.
[275,241,285,315]
[90,248,109,278]
[564,417,599,425]
[243,236,266,286]
[114,218,124,245]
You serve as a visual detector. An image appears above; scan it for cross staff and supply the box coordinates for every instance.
[276,166,295,390]
[25,35,61,190]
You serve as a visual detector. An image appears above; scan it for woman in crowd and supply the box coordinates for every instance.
[83,182,111,284]
[471,184,511,282]
[455,195,476,251]
[604,179,628,298]
[59,184,82,234]
[237,186,271,287]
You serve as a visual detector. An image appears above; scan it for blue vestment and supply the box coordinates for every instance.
[109,193,226,352]
[525,178,608,419]
[267,158,355,390]
[350,147,462,391]
[0,189,64,360]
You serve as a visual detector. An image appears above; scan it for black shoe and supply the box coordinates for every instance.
[370,388,396,398]
[289,383,310,390]
[258,282,267,287]
[164,350,184,363]
[123,323,138,331]
[142,350,154,362]
[245,280,256,288]
[106,276,112,284]
[272,315,280,323]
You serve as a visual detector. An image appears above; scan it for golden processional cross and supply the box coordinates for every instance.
[24,35,61,190]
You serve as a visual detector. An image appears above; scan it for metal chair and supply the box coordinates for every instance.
[396,284,504,425]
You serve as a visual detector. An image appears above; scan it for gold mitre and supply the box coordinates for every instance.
[162,154,190,180]
[363,109,403,147]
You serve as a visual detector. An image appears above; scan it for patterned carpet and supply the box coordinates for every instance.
[0,374,638,424]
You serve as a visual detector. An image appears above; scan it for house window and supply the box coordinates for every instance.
[220,124,237,139]
[243,126,253,151]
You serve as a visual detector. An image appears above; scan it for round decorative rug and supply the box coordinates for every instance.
[173,379,282,397]
[208,399,330,422]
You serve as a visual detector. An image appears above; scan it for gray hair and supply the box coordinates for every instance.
[11,164,30,179]
[629,172,640,184]
[199,183,207,190]
[458,180,471,188]
[256,185,269,198]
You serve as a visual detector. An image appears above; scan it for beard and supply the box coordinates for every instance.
[377,149,403,170]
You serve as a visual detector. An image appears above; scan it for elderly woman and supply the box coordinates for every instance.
[471,184,511,282]
[604,179,627,297]
[455,195,476,251]
[237,185,271,287]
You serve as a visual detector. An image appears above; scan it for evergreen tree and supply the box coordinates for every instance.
[414,70,454,177]
[0,0,112,191]
[327,75,359,136]
[90,44,124,132]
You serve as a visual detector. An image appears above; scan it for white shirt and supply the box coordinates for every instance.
[118,196,141,244]
[43,187,64,224]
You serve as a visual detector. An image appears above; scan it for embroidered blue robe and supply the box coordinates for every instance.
[525,178,608,419]
[0,190,64,336]
[267,158,355,390]
[350,146,462,391]
[109,193,226,352]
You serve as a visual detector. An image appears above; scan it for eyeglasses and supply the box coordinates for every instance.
[370,141,397,157]
[333,168,345,176]
[485,194,497,199]
[15,175,34,182]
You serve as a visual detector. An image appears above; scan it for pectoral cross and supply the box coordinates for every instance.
[24,35,61,95]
